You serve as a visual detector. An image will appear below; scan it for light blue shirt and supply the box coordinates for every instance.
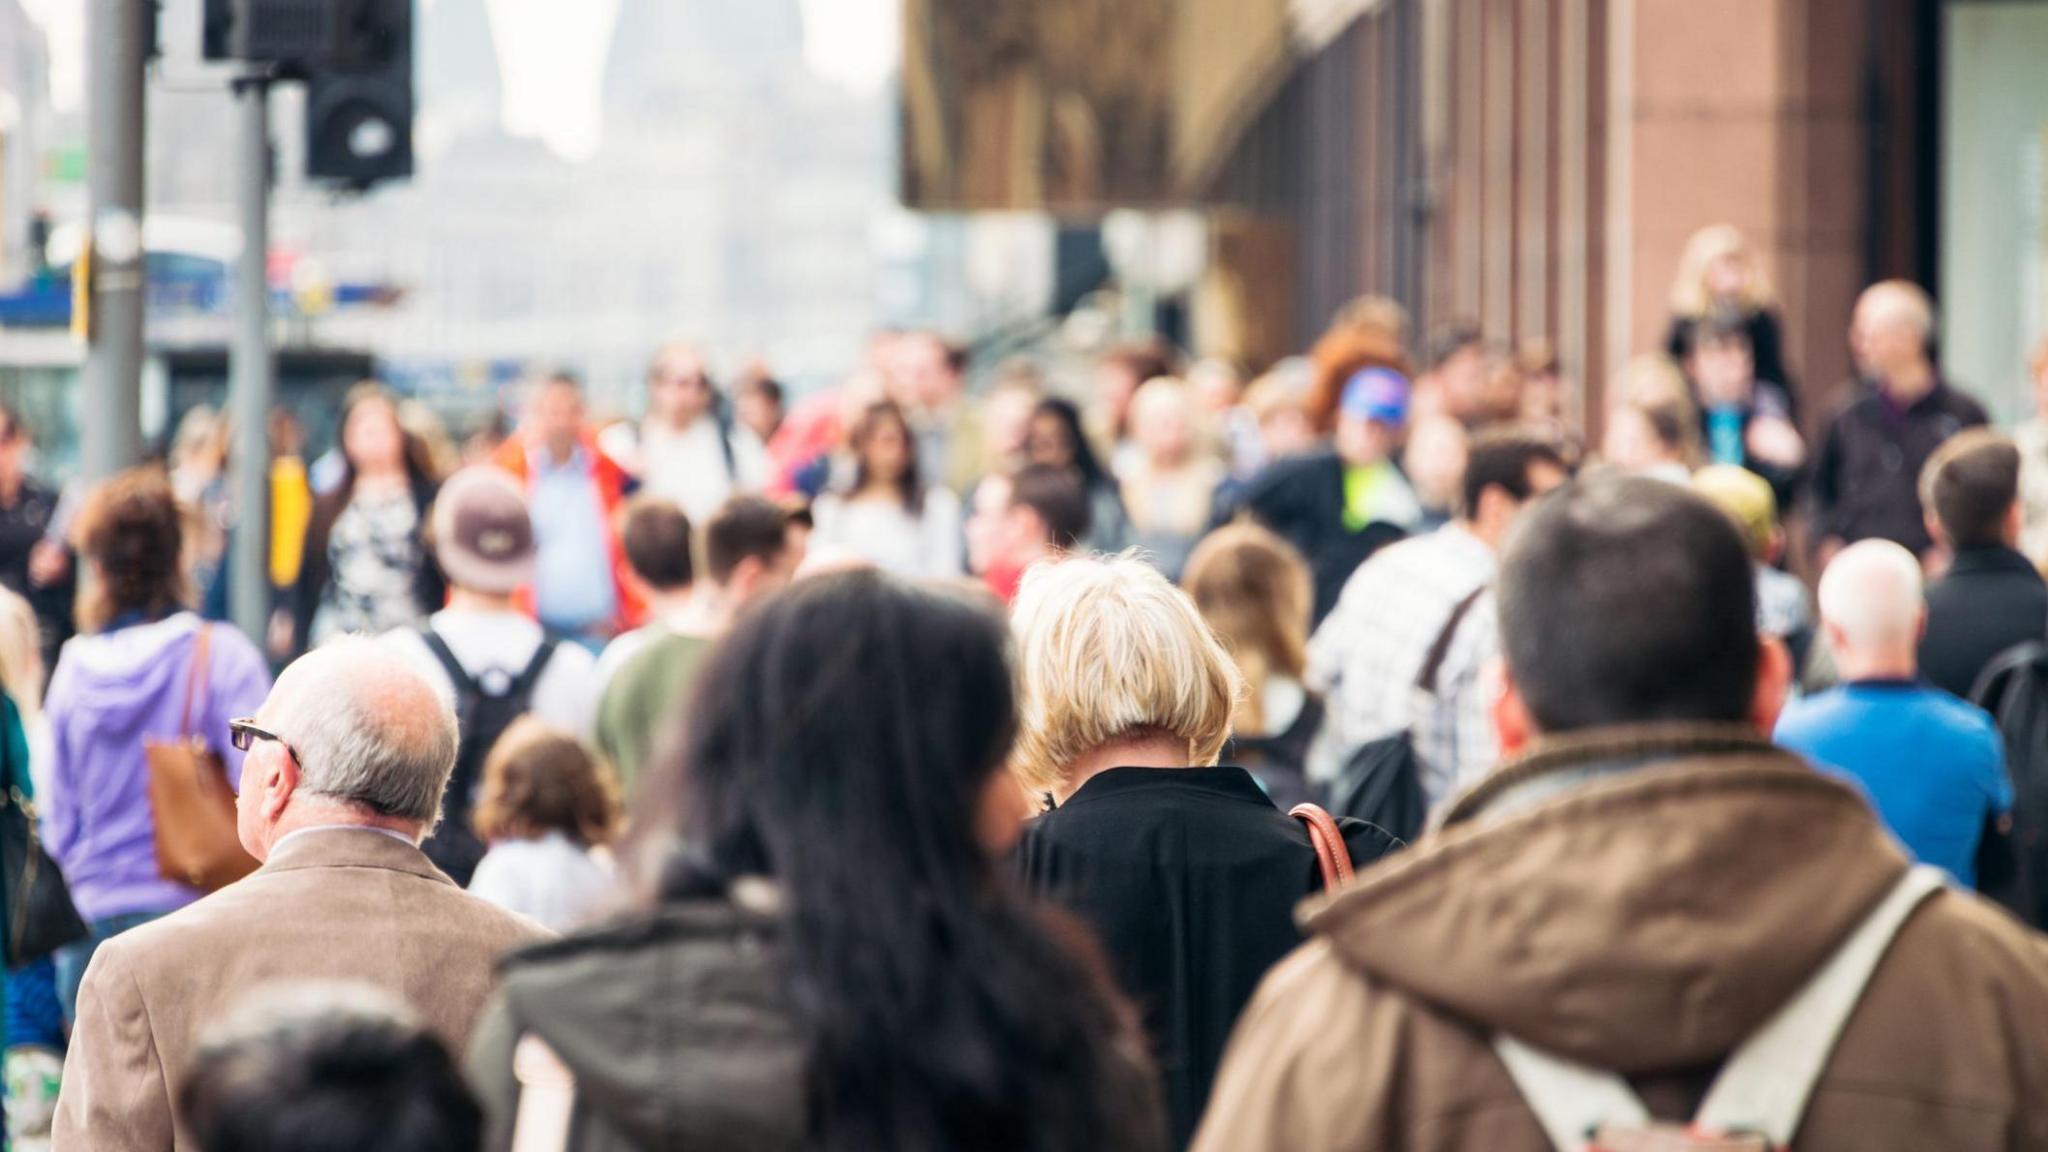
[528,446,616,631]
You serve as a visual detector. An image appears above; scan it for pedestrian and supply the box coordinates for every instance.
[602,344,766,525]
[469,570,1167,1152]
[1012,555,1398,1147]
[54,637,550,1150]
[1777,540,2014,887]
[180,986,483,1152]
[1195,474,2048,1152]
[594,495,798,793]
[1681,309,1805,502]
[1092,339,1181,480]
[1026,397,1133,553]
[1410,324,1493,428]
[1813,280,1990,559]
[1182,523,1322,808]
[385,466,597,885]
[0,403,74,675]
[1916,430,2048,699]
[591,497,697,694]
[893,331,985,494]
[964,465,1090,604]
[1120,378,1226,579]
[43,469,272,1024]
[289,384,446,654]
[467,718,620,932]
[491,371,638,646]
[2013,337,2048,561]
[809,400,965,578]
[1691,464,1816,670]
[1235,367,1424,621]
[1664,223,1799,412]
[733,371,786,447]
[1600,356,1698,485]
[1307,431,1569,803]
[167,408,233,618]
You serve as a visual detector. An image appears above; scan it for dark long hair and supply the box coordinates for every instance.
[1031,397,1115,490]
[846,400,925,515]
[640,571,1154,1152]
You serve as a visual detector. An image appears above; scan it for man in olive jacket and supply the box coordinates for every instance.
[1195,475,2048,1152]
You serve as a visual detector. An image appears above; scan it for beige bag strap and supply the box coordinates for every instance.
[179,623,213,740]
[1494,866,1945,1150]
[510,1034,577,1152]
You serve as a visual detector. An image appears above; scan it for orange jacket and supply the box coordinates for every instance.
[490,433,644,633]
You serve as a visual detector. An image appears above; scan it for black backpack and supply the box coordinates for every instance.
[1968,641,2048,929]
[418,628,561,886]
[1326,587,1487,847]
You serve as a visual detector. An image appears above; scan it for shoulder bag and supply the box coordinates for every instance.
[145,624,260,891]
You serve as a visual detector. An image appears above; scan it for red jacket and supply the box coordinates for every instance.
[490,433,644,633]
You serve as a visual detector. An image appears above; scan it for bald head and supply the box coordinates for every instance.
[1818,540,1925,675]
[262,638,459,831]
[1852,280,1937,384]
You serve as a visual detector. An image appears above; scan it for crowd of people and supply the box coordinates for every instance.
[0,220,2041,1150]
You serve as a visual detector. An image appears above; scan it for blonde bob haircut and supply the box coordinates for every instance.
[1009,553,1243,793]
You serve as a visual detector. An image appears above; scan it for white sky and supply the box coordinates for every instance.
[23,0,900,160]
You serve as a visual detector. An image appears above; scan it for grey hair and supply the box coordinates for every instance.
[273,638,459,829]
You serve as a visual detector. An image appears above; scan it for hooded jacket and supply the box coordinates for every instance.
[43,613,271,922]
[468,896,1168,1152]
[1192,725,2048,1152]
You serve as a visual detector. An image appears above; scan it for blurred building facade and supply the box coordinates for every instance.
[1204,0,2044,427]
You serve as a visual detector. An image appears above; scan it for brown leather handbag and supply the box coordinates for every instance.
[1290,802,1355,891]
[145,625,259,891]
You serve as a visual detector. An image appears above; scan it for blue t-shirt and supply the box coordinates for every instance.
[1775,680,2013,887]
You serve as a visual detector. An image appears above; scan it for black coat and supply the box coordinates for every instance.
[1017,766,1398,1148]
[1812,380,1989,553]
[1227,452,1407,623]
[1922,545,2048,700]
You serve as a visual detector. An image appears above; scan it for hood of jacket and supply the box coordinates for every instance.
[493,894,806,1149]
[54,613,210,726]
[1302,723,1910,1074]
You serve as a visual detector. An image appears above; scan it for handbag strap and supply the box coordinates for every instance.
[179,623,214,741]
[1416,586,1489,694]
[1491,866,1945,1150]
[1290,803,1355,891]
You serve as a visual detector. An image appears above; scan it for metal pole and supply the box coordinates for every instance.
[228,78,272,645]
[81,0,148,481]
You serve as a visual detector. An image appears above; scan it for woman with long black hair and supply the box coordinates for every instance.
[468,569,1166,1152]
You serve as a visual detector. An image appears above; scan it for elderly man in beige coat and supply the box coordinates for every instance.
[55,638,551,1151]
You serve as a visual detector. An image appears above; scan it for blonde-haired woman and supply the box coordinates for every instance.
[1013,554,1396,1148]
[1182,524,1322,808]
[1665,223,1798,413]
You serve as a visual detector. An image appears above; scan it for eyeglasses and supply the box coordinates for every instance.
[228,718,298,763]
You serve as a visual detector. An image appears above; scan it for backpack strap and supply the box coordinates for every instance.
[507,636,561,705]
[1491,866,1945,1150]
[1416,586,1488,694]
[1692,865,1944,1143]
[419,627,479,697]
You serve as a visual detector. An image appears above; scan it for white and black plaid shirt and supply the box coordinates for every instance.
[1306,523,1501,807]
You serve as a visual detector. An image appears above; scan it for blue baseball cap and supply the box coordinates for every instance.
[1340,367,1411,427]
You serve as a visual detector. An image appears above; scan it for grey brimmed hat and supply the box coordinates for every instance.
[431,466,536,594]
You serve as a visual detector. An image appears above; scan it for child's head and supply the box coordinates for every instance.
[472,719,622,849]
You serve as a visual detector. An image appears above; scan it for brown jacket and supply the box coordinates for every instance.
[54,828,552,1152]
[1193,725,2048,1152]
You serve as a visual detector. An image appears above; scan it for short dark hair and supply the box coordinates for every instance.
[1008,465,1091,551]
[1921,429,2021,550]
[180,990,481,1152]
[739,375,784,406]
[1499,475,1759,732]
[621,497,694,591]
[704,495,790,585]
[1677,308,1754,361]
[1461,429,1570,519]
